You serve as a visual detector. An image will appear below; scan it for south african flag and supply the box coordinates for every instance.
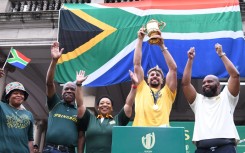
[57,0,245,87]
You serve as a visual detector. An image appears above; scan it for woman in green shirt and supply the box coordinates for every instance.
[0,79,34,153]
[76,70,138,153]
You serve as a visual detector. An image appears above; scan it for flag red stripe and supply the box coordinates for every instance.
[101,0,239,10]
[15,50,31,63]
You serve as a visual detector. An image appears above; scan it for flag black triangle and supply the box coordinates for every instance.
[58,9,103,53]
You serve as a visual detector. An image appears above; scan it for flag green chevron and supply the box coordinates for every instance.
[7,49,29,65]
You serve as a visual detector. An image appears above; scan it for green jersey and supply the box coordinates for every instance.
[78,109,130,153]
[46,94,78,146]
[0,101,34,153]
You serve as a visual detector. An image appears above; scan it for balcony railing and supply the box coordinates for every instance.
[0,10,58,23]
[0,1,244,23]
[4,0,245,13]
[9,0,62,12]
[7,0,140,12]
[240,2,245,14]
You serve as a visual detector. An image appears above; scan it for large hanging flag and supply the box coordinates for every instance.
[6,48,31,69]
[57,0,245,87]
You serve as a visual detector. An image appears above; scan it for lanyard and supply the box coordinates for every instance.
[150,89,161,105]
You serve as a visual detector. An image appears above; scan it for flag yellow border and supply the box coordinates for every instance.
[58,7,117,64]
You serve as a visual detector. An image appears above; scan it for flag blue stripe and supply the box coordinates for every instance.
[8,62,26,69]
[85,38,245,87]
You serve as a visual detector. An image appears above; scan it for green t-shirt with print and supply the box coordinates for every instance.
[46,94,78,146]
[0,101,34,153]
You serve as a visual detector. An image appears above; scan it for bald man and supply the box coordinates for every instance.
[182,44,240,153]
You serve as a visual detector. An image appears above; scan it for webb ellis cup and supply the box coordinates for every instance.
[145,19,166,44]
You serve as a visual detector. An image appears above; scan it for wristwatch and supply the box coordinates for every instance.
[162,46,168,52]
[219,52,226,58]
[76,82,82,86]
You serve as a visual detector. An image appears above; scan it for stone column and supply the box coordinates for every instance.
[31,1,37,11]
[43,0,48,11]
[0,0,10,12]
[20,1,25,12]
[12,1,19,12]
[36,1,42,11]
[54,0,60,10]
[34,120,46,147]
[39,128,47,152]
[0,69,7,98]
[0,54,8,97]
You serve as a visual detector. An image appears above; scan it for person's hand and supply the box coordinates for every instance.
[129,70,139,86]
[149,30,164,46]
[138,27,146,40]
[76,70,88,85]
[215,43,223,56]
[187,47,195,60]
[51,42,64,60]
[0,68,4,78]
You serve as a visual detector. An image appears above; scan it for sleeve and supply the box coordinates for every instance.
[137,80,145,90]
[163,84,177,104]
[28,111,34,141]
[222,86,239,113]
[116,108,130,126]
[77,109,91,131]
[189,93,201,114]
[1,91,8,103]
[46,93,60,111]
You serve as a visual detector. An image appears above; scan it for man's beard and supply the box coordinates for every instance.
[150,80,160,88]
[203,85,218,97]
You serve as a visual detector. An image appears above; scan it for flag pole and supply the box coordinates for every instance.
[1,47,12,70]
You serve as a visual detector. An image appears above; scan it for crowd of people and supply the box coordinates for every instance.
[0,28,241,153]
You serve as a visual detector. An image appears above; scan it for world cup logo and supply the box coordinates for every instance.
[142,132,155,150]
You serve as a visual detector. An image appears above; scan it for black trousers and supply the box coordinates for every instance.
[195,144,236,153]
[195,138,237,153]
[42,144,75,153]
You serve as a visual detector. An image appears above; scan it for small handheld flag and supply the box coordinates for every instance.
[2,48,31,70]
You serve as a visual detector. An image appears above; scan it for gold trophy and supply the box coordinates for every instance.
[145,19,166,44]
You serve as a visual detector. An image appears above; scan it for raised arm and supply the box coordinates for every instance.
[134,28,145,83]
[46,42,64,98]
[181,47,197,104]
[152,31,177,92]
[124,70,138,118]
[160,45,177,92]
[215,43,240,96]
[75,70,88,118]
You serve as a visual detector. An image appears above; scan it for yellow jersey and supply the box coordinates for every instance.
[132,80,176,126]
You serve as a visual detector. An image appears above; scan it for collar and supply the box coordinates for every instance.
[97,114,113,119]
[63,101,76,108]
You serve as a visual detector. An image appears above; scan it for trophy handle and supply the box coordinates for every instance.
[142,25,148,35]
[158,21,166,30]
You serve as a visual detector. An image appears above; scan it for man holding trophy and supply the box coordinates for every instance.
[132,20,177,126]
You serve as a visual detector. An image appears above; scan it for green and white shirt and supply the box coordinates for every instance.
[78,109,130,153]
